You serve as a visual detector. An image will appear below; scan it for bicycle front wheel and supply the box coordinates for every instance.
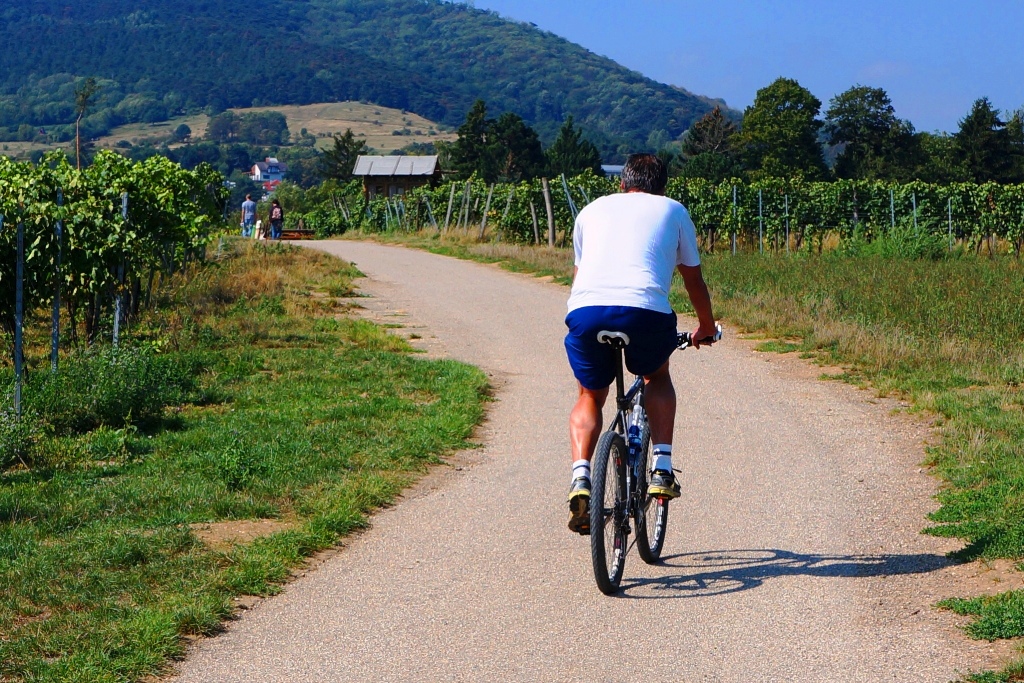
[634,425,669,563]
[590,430,628,595]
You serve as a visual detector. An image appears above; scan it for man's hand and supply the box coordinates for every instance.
[690,323,719,348]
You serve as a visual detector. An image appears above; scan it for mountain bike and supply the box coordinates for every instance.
[590,323,722,595]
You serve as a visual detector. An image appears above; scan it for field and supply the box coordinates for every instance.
[0,102,454,160]
[101,102,454,152]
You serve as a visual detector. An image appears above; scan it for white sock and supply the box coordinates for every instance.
[572,459,591,482]
[653,445,673,473]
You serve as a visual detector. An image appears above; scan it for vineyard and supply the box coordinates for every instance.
[0,150,226,413]
[315,172,1024,256]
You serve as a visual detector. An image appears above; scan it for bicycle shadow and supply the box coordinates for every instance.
[617,548,955,599]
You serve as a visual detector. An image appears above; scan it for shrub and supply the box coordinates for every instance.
[24,347,201,435]
[837,220,951,261]
[212,439,275,491]
[0,407,45,469]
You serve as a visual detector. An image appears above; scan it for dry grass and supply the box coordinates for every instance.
[2,102,454,160]
[101,102,453,153]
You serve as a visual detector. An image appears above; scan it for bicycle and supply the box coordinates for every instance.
[589,323,723,595]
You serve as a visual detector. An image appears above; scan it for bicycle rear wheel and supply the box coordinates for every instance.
[634,424,669,563]
[590,430,629,595]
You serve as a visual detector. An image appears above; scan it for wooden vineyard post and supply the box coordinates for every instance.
[499,188,514,242]
[14,219,24,417]
[542,178,555,247]
[425,197,439,231]
[530,201,540,245]
[443,183,456,233]
[758,189,764,254]
[52,188,64,373]
[478,184,495,240]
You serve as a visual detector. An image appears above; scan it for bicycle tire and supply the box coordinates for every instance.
[590,430,629,595]
[633,424,669,563]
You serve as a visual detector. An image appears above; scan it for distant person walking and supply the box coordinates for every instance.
[240,194,257,237]
[269,198,284,240]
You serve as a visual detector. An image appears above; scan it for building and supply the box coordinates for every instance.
[352,155,442,199]
[251,157,288,183]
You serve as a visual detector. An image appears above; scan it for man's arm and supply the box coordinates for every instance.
[677,264,717,346]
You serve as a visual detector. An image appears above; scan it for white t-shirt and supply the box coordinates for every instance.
[567,192,701,314]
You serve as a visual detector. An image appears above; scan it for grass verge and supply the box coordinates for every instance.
[349,230,1024,679]
[0,240,488,682]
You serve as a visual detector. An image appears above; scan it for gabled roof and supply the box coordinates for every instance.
[254,160,288,173]
[353,155,440,177]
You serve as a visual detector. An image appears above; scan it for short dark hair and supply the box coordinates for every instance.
[245,193,252,200]
[621,154,668,195]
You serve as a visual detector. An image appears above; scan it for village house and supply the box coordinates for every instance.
[250,157,288,183]
[352,155,442,199]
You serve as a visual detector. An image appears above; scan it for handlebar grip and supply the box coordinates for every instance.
[677,323,723,349]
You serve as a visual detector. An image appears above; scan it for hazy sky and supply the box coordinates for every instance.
[471,0,1024,134]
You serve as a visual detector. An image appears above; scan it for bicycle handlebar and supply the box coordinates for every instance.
[677,323,723,350]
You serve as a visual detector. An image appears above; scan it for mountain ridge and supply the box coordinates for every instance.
[0,0,734,156]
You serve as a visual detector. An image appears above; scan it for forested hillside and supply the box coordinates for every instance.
[0,0,727,155]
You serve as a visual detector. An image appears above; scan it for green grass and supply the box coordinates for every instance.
[0,240,488,682]
[353,231,1024,679]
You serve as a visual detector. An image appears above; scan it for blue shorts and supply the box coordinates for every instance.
[564,306,678,390]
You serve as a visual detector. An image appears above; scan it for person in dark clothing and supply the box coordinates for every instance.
[269,199,284,239]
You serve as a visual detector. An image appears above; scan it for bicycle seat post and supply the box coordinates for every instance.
[612,343,630,412]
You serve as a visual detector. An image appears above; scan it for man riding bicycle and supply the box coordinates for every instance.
[565,153,717,535]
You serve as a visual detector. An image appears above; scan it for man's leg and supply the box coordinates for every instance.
[567,383,607,534]
[569,384,608,463]
[644,360,681,499]
[643,360,675,446]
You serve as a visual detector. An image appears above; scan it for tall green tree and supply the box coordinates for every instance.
[445,101,547,182]
[738,77,826,179]
[319,129,367,182]
[955,97,1014,183]
[74,77,100,169]
[824,85,918,180]
[446,100,494,180]
[682,106,737,157]
[678,106,742,181]
[546,115,602,178]
[489,112,546,182]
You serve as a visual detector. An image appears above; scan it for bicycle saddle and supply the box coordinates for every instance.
[597,330,630,346]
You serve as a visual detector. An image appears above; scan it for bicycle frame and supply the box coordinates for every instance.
[607,343,649,529]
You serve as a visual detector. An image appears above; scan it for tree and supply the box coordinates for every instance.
[319,129,367,182]
[445,101,546,183]
[676,107,741,181]
[682,106,736,157]
[824,85,919,180]
[172,124,192,142]
[738,77,827,179]
[206,112,238,143]
[74,77,100,169]
[446,100,494,180]
[955,97,1014,183]
[914,132,968,183]
[489,112,545,182]
[546,115,602,178]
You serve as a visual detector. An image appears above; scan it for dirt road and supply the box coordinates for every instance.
[172,241,991,682]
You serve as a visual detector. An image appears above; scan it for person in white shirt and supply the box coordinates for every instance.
[565,154,718,535]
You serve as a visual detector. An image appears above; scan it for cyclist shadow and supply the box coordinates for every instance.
[618,548,954,599]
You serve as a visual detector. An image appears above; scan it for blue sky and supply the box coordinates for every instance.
[471,0,1024,134]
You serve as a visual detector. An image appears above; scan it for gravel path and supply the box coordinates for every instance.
[172,240,993,683]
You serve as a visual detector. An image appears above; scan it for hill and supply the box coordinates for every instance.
[0,0,730,157]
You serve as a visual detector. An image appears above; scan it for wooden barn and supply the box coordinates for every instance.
[353,155,442,199]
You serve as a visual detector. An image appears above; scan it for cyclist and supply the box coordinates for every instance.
[565,153,717,534]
